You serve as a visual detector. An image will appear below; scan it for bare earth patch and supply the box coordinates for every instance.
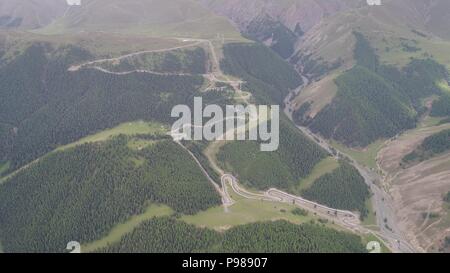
[377,123,450,251]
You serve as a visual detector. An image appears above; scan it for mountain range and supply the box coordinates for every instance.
[1,0,450,253]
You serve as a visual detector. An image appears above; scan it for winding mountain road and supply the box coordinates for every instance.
[68,39,204,72]
[65,36,415,252]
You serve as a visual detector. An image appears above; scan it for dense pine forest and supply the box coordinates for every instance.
[217,118,327,191]
[244,16,300,59]
[297,32,449,147]
[0,43,229,172]
[103,217,366,253]
[221,42,303,104]
[402,129,450,165]
[0,136,221,252]
[182,140,222,184]
[431,93,450,117]
[217,42,329,190]
[301,162,370,218]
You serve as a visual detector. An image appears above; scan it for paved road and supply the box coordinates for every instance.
[64,36,416,252]
[283,75,417,253]
[174,141,234,207]
[85,66,194,76]
[221,174,373,234]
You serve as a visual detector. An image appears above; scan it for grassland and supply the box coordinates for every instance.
[39,0,243,40]
[1,31,190,60]
[82,204,173,253]
[57,121,167,151]
[81,180,341,252]
[419,115,447,128]
[301,3,450,74]
[0,121,167,184]
[182,183,334,230]
[362,197,377,229]
[331,139,385,170]
[437,80,450,94]
[292,71,340,117]
[294,157,339,192]
[378,37,450,71]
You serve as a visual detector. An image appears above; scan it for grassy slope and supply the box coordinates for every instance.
[295,157,339,192]
[301,162,370,217]
[331,139,385,170]
[82,204,174,252]
[182,182,317,229]
[217,42,326,191]
[84,180,381,253]
[101,217,366,253]
[362,197,377,228]
[0,136,221,252]
[57,121,167,151]
[40,0,242,39]
[402,129,450,165]
[301,1,450,71]
[0,121,167,184]
[0,31,191,63]
[0,117,352,251]
[0,124,376,253]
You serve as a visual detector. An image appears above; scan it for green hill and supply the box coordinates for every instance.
[0,41,232,172]
[296,0,450,75]
[41,0,241,39]
[221,42,303,104]
[297,33,448,147]
[301,162,370,218]
[402,129,450,166]
[217,118,327,191]
[102,218,366,253]
[0,136,221,252]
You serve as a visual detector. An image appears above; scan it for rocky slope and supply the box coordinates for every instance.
[200,0,361,57]
[200,0,360,34]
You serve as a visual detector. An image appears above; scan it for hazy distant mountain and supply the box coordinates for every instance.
[0,0,66,29]
[199,0,361,57]
[1,0,450,254]
[41,0,240,38]
[200,0,360,33]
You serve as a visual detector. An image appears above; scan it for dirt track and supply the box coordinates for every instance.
[378,123,450,251]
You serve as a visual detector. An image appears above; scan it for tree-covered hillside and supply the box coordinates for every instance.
[221,42,303,104]
[0,43,227,172]
[402,129,450,165]
[217,118,327,191]
[216,41,328,191]
[244,15,300,59]
[0,136,221,252]
[297,33,449,147]
[103,218,366,253]
[92,47,208,75]
[301,162,370,218]
[431,93,450,117]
